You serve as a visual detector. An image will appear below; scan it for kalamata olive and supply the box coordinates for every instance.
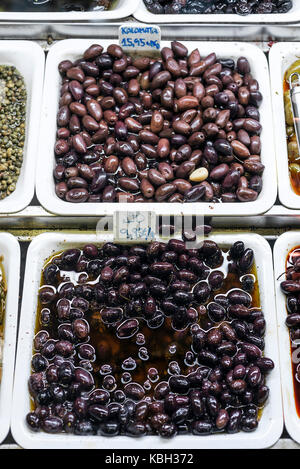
[169,375,189,394]
[29,372,45,395]
[192,421,213,435]
[192,329,206,353]
[229,241,245,259]
[198,350,218,367]
[193,282,211,302]
[207,328,222,348]
[255,385,269,406]
[208,271,224,290]
[39,286,57,305]
[247,366,262,388]
[41,417,63,434]
[43,264,59,285]
[216,409,229,430]
[228,289,252,307]
[220,322,236,342]
[286,313,300,328]
[207,302,226,322]
[281,281,300,294]
[72,319,90,340]
[100,307,123,325]
[238,249,254,272]
[117,319,139,339]
[228,304,251,319]
[88,404,109,423]
[26,412,41,432]
[98,421,120,436]
[242,343,262,359]
[55,340,73,357]
[124,382,145,401]
[75,368,94,391]
[74,420,95,436]
[32,354,48,373]
[217,342,237,357]
[149,283,167,299]
[286,295,299,314]
[56,362,74,386]
[227,409,242,434]
[255,357,274,372]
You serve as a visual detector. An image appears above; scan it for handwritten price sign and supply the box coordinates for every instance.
[114,211,156,243]
[119,24,161,52]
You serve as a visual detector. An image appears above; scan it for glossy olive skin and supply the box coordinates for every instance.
[27,239,272,438]
[143,1,292,16]
[54,42,264,205]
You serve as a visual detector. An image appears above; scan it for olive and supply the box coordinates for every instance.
[169,375,190,394]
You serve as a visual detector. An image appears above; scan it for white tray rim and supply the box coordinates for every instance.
[0,233,20,443]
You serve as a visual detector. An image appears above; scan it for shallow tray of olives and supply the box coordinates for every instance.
[0,41,44,214]
[274,231,300,445]
[269,42,300,211]
[0,0,139,21]
[11,232,282,449]
[142,0,293,16]
[36,39,276,217]
[134,0,299,24]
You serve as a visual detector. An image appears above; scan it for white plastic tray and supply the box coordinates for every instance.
[0,0,139,22]
[0,233,20,443]
[11,232,282,449]
[0,41,44,214]
[134,0,300,24]
[269,43,300,210]
[274,230,300,444]
[36,40,277,218]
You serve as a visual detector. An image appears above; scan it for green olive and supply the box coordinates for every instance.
[0,65,26,198]
[288,141,300,162]
[290,163,300,176]
[287,125,295,137]
[284,89,291,104]
[285,100,294,126]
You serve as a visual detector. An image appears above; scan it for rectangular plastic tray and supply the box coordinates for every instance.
[36,39,277,217]
[0,0,139,22]
[0,41,44,214]
[134,0,300,24]
[274,230,300,444]
[269,42,300,210]
[11,231,282,449]
[0,233,20,443]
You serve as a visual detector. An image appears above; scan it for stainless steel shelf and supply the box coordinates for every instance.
[0,20,299,43]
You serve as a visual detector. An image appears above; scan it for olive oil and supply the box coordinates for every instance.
[284,61,300,195]
[34,246,261,400]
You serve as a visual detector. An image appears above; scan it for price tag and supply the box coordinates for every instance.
[119,23,161,53]
[113,211,156,243]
